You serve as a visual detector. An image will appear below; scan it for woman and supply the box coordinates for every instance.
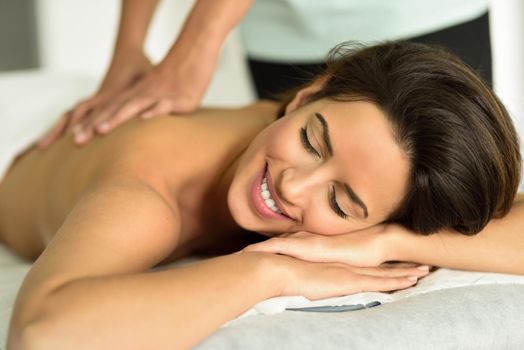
[2,42,522,349]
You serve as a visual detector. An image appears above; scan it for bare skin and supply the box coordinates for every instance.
[2,94,429,349]
[0,101,278,261]
[6,85,524,347]
[6,79,522,348]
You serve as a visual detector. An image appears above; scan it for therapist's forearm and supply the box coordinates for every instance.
[160,0,255,70]
[114,0,160,53]
[390,193,524,274]
[18,253,278,350]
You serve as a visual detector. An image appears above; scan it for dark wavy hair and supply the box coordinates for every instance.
[277,41,521,235]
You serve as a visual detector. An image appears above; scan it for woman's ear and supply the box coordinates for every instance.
[284,76,328,115]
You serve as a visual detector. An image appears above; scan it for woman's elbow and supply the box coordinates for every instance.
[7,290,69,350]
[7,319,52,350]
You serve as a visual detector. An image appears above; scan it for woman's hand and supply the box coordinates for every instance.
[37,51,153,150]
[252,252,429,301]
[243,224,399,267]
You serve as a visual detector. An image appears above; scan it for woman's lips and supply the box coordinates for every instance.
[250,162,289,220]
[265,165,291,218]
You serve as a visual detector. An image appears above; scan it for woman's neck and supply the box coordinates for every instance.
[202,101,280,236]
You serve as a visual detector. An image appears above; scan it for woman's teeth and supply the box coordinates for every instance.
[261,176,283,215]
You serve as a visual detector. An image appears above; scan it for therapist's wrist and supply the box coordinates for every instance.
[156,34,220,94]
[162,29,222,68]
[113,41,144,60]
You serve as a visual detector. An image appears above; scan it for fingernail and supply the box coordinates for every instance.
[408,276,418,281]
[75,132,86,143]
[98,123,109,131]
[417,265,430,271]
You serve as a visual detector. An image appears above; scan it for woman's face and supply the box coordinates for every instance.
[228,98,410,236]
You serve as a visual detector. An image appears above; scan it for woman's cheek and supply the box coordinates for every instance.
[303,209,373,235]
[264,122,303,160]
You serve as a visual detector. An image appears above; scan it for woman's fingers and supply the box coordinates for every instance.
[348,264,431,278]
[351,273,419,294]
[282,260,421,300]
[380,262,421,268]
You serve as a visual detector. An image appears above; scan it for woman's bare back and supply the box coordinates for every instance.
[0,101,279,261]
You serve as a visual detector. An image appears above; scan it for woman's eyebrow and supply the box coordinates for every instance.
[314,112,333,156]
[315,112,369,219]
[344,184,369,219]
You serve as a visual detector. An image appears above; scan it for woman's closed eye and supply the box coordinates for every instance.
[299,125,349,220]
[300,126,321,158]
[329,185,349,219]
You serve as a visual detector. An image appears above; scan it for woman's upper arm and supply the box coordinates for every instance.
[19,176,180,298]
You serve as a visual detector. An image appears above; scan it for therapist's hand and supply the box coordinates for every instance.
[76,59,209,141]
[37,51,153,150]
[57,46,215,148]
[243,223,426,268]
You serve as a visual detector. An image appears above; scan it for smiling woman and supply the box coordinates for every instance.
[1,41,522,349]
[276,41,521,235]
[228,97,410,236]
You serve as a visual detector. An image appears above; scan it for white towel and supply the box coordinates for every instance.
[245,268,524,315]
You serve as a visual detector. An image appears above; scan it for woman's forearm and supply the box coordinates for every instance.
[114,0,160,53]
[391,193,524,274]
[16,253,277,350]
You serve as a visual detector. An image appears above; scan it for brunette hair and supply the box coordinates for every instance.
[277,41,521,235]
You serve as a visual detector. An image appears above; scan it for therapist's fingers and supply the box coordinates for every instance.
[72,102,121,145]
[37,111,72,150]
[139,100,173,119]
[96,97,155,134]
[72,97,152,145]
[68,96,103,128]
[71,115,96,146]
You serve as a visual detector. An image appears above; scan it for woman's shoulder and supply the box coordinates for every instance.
[117,101,278,153]
[100,100,279,195]
[118,100,278,140]
[115,101,278,155]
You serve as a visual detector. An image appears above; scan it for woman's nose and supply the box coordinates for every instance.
[279,167,324,205]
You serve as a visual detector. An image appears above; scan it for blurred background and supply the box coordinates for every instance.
[0,0,255,106]
[0,0,523,189]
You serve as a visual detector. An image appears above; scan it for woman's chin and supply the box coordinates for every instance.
[227,189,255,230]
[255,230,279,237]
